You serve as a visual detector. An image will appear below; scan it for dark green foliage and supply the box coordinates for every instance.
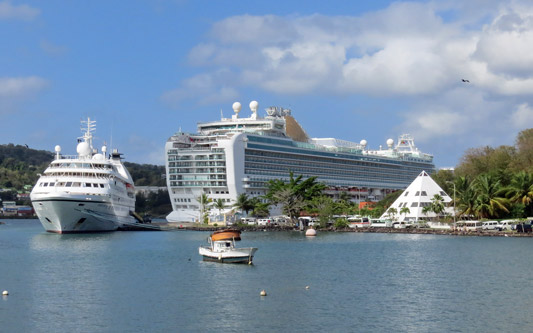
[135,190,171,217]
[0,144,53,190]
[123,162,166,186]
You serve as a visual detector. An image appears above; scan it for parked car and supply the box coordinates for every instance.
[497,220,514,231]
[481,221,499,230]
[257,218,273,226]
[241,217,257,225]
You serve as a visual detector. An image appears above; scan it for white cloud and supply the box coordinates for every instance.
[0,76,48,98]
[164,0,533,159]
[511,103,533,128]
[161,72,239,107]
[0,1,40,20]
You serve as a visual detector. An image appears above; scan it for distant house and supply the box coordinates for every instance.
[1,201,34,216]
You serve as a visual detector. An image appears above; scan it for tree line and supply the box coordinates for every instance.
[432,128,533,220]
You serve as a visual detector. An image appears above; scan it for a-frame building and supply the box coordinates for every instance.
[380,171,453,222]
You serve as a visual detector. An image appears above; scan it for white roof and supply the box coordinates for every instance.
[380,171,453,222]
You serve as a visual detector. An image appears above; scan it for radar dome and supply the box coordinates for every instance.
[232,102,242,114]
[360,139,367,146]
[54,145,61,152]
[92,153,104,160]
[386,138,394,148]
[249,100,258,112]
[77,141,91,157]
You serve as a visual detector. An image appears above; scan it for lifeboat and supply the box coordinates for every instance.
[211,229,241,241]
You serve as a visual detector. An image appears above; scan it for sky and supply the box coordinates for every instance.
[2,0,533,168]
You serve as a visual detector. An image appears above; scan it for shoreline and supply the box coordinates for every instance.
[158,222,533,237]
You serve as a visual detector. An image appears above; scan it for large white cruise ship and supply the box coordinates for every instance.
[30,118,137,233]
[165,101,435,222]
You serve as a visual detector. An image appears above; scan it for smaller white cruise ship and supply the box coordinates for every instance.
[30,118,137,233]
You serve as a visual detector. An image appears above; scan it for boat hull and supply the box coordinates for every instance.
[211,229,241,241]
[31,196,135,233]
[199,246,258,264]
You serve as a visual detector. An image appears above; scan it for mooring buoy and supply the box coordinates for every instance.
[260,290,267,296]
[305,228,317,236]
[2,290,8,296]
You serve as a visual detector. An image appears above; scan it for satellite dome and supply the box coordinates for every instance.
[360,139,367,146]
[232,102,242,114]
[77,141,91,157]
[249,100,258,112]
[386,138,394,147]
[54,145,61,152]
[92,153,104,160]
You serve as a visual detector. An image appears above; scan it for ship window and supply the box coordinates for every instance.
[404,191,409,196]
[43,183,48,187]
[65,182,72,187]
[93,183,98,187]
[421,191,427,196]
[49,182,55,186]
[411,202,418,207]
[100,184,104,188]
[85,183,92,187]
[73,182,81,187]
[415,191,420,196]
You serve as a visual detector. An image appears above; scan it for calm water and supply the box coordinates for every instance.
[2,220,533,332]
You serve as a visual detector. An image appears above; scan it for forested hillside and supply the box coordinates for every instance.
[0,144,52,190]
[0,144,166,190]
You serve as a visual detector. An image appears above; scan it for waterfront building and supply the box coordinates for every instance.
[380,170,453,222]
[165,101,435,222]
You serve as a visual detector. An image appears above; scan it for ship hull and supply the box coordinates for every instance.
[31,196,135,233]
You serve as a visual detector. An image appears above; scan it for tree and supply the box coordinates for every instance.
[386,207,398,221]
[213,198,226,216]
[265,172,326,225]
[308,195,335,228]
[272,188,306,226]
[422,205,432,220]
[233,193,254,215]
[502,171,533,216]
[399,207,410,220]
[472,174,509,219]
[430,194,445,217]
[197,192,212,223]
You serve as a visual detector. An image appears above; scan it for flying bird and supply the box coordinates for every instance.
[461,79,470,83]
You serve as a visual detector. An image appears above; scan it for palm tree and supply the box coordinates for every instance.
[472,174,509,219]
[272,188,306,226]
[503,171,533,216]
[422,205,432,221]
[213,198,226,218]
[431,194,445,219]
[196,192,212,223]
[233,193,254,216]
[265,171,326,226]
[387,207,398,221]
[399,207,410,221]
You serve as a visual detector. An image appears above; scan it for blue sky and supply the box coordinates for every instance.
[2,0,533,168]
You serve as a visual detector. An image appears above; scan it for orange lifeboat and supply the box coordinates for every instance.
[211,229,241,241]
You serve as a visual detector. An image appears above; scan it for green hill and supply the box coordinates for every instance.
[0,144,166,190]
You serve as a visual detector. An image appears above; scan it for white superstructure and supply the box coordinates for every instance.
[165,101,435,223]
[30,118,136,233]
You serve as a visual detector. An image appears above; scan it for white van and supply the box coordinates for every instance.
[481,221,498,230]
[257,218,272,226]
[241,217,256,225]
[497,220,515,231]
